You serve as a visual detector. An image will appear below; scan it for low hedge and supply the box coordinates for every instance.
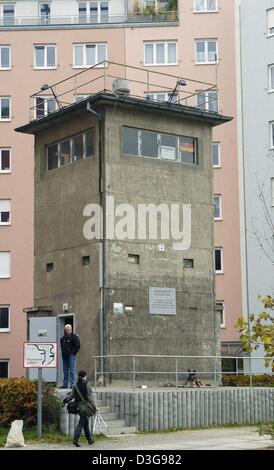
[0,378,60,427]
[222,374,274,387]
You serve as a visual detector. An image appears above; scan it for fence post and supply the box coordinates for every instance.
[133,357,136,392]
[175,358,178,389]
[214,357,217,387]
[249,356,253,387]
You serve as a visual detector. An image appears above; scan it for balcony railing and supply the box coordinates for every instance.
[0,11,179,27]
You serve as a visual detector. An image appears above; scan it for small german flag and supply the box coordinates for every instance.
[180,141,194,153]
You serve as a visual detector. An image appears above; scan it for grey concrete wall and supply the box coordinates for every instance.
[60,388,274,434]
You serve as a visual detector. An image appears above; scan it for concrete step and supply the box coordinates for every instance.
[99,412,119,421]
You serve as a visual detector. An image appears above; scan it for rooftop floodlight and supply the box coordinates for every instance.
[168,78,187,104]
[40,84,49,91]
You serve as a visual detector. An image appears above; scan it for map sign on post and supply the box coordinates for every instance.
[24,342,57,368]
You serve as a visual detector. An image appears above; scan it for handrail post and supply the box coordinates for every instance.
[214,356,217,387]
[249,356,253,387]
[103,61,106,91]
[175,358,178,389]
[133,357,136,392]
[94,358,97,391]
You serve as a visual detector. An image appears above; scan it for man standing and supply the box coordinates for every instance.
[60,324,80,388]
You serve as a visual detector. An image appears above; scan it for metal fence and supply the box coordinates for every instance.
[92,354,273,391]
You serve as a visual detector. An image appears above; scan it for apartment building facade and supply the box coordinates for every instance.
[0,0,242,378]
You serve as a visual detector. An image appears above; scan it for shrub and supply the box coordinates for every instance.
[0,378,60,427]
[222,374,274,387]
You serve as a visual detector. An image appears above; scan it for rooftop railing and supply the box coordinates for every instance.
[0,11,178,27]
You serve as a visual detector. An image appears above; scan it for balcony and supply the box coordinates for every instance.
[0,11,179,28]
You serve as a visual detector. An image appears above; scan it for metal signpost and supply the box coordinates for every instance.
[24,342,57,438]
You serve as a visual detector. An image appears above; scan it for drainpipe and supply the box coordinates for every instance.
[86,102,104,384]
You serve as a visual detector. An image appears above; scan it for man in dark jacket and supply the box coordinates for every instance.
[60,324,80,388]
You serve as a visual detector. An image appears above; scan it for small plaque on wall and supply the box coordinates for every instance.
[149,287,176,315]
[113,303,124,314]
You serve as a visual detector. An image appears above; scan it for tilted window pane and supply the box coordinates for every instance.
[214,196,221,218]
[145,44,154,64]
[212,143,220,166]
[72,134,84,161]
[48,144,58,170]
[123,127,139,156]
[86,130,94,157]
[208,41,217,61]
[208,0,216,11]
[168,43,177,63]
[97,44,106,63]
[60,140,71,166]
[196,42,205,62]
[35,47,45,67]
[156,43,165,63]
[179,137,196,164]
[208,92,218,111]
[141,130,158,158]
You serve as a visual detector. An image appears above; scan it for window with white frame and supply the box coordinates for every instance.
[216,301,225,328]
[47,129,95,171]
[73,43,107,67]
[40,3,51,24]
[145,91,178,103]
[215,247,223,273]
[197,91,218,112]
[269,65,274,92]
[0,200,11,225]
[271,178,274,206]
[214,194,222,220]
[0,149,11,172]
[270,121,274,148]
[0,251,11,278]
[35,96,56,119]
[212,142,220,167]
[267,8,274,36]
[144,41,177,66]
[0,46,10,69]
[78,1,109,23]
[0,360,9,378]
[0,97,11,120]
[0,4,15,25]
[123,126,198,164]
[195,40,218,64]
[194,0,218,12]
[0,305,10,331]
[34,45,56,69]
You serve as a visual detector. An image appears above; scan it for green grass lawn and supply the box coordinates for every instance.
[0,426,107,447]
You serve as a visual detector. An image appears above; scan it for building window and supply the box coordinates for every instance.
[78,1,109,24]
[271,178,274,206]
[270,121,274,148]
[214,195,222,220]
[145,92,178,103]
[215,248,223,274]
[267,8,274,36]
[0,46,10,69]
[82,255,90,265]
[47,129,94,171]
[35,96,56,119]
[0,305,10,331]
[183,259,194,268]
[216,301,225,328]
[34,45,56,69]
[1,4,15,25]
[0,97,11,120]
[123,127,198,165]
[0,149,11,172]
[268,65,274,92]
[128,254,140,264]
[46,262,54,272]
[195,40,218,64]
[144,42,178,66]
[197,91,218,112]
[194,0,218,12]
[73,43,107,68]
[0,251,11,278]
[0,360,9,378]
[212,142,220,167]
[40,3,51,24]
[0,200,11,225]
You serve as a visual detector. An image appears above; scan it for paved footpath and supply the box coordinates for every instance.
[2,427,274,450]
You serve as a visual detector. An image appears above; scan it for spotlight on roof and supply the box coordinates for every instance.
[177,79,187,86]
[40,84,49,91]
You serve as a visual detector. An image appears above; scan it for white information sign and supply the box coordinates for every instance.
[24,342,57,368]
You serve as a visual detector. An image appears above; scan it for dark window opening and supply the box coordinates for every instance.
[0,361,8,378]
[0,306,9,329]
[46,262,54,272]
[183,258,194,268]
[128,254,140,264]
[82,255,90,266]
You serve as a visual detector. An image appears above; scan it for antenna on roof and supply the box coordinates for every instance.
[40,83,62,110]
[168,78,187,104]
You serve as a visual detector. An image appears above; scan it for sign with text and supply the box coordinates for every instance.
[149,287,176,315]
[24,342,57,368]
